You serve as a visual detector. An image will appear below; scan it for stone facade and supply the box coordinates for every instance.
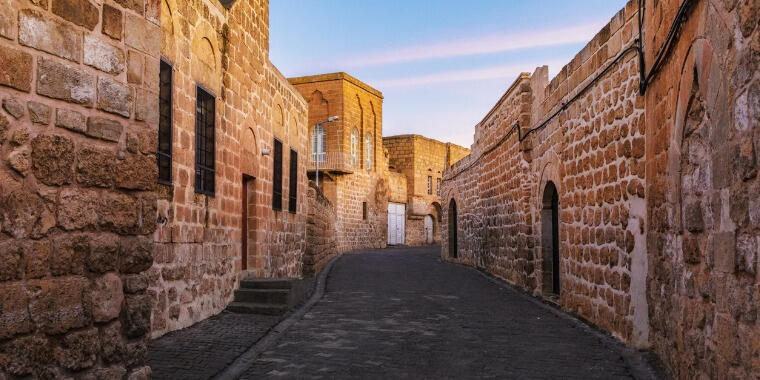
[384,134,469,245]
[0,0,157,377]
[440,0,759,378]
[289,73,391,252]
[148,0,309,337]
[304,182,337,276]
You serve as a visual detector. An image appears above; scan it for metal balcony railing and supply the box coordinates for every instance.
[308,151,356,173]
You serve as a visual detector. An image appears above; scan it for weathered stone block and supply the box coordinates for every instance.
[122,274,148,293]
[51,234,89,276]
[127,366,152,380]
[88,233,120,273]
[713,231,736,273]
[23,240,50,279]
[10,129,30,146]
[37,58,95,106]
[28,277,89,334]
[0,113,8,143]
[120,236,154,274]
[0,241,21,281]
[87,116,123,142]
[83,366,128,380]
[84,36,126,74]
[56,108,87,133]
[77,145,118,187]
[97,77,133,117]
[0,283,32,340]
[28,101,52,124]
[51,0,99,30]
[135,88,158,123]
[143,56,160,90]
[8,148,31,176]
[684,200,705,232]
[100,321,126,364]
[89,273,124,322]
[54,327,99,370]
[145,0,159,24]
[116,153,157,190]
[31,134,75,186]
[0,335,51,376]
[100,193,140,233]
[123,294,151,338]
[2,97,24,119]
[735,234,756,274]
[19,9,82,62]
[58,188,99,230]
[102,4,123,40]
[0,189,52,239]
[127,50,143,84]
[114,0,145,15]
[125,13,160,56]
[0,46,33,92]
[0,0,16,40]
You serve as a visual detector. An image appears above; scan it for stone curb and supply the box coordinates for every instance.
[454,260,669,380]
[212,253,344,380]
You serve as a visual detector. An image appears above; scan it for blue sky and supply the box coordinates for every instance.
[270,1,628,148]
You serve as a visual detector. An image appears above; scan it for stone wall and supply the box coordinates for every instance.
[384,134,469,245]
[0,0,157,378]
[148,0,309,337]
[304,182,337,276]
[441,0,759,378]
[290,73,389,252]
[643,0,759,378]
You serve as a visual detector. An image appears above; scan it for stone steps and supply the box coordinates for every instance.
[227,278,299,316]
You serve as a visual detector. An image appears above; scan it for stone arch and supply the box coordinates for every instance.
[541,181,560,296]
[448,198,458,259]
[241,127,258,177]
[161,0,177,60]
[667,38,723,232]
[273,103,284,140]
[191,22,222,93]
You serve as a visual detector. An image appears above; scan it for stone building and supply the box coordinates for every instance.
[0,0,158,377]
[149,0,309,337]
[384,134,469,245]
[440,0,759,379]
[289,73,393,252]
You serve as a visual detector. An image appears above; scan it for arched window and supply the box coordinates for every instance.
[311,125,325,163]
[364,133,373,170]
[350,128,359,167]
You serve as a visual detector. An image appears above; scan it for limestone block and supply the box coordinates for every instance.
[77,145,118,187]
[37,58,95,106]
[89,273,124,322]
[0,46,33,92]
[53,327,99,370]
[56,108,87,133]
[19,9,82,62]
[84,36,126,74]
[2,97,24,119]
[102,4,123,40]
[86,116,123,142]
[97,76,133,117]
[28,101,51,124]
[0,283,32,340]
[31,134,75,186]
[27,277,90,334]
[51,0,99,30]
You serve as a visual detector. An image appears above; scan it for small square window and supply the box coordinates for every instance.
[362,202,367,220]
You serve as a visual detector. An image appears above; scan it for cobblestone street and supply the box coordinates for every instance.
[149,246,658,379]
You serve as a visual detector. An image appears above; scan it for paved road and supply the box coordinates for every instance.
[239,246,640,379]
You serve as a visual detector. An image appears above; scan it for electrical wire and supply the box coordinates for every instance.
[444,0,696,182]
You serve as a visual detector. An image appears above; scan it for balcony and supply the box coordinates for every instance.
[307,151,355,175]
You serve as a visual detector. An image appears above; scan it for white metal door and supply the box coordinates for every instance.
[387,203,405,245]
[424,215,433,244]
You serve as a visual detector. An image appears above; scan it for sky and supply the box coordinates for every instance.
[270,1,628,148]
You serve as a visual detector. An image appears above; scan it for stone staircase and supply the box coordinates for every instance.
[227,278,313,315]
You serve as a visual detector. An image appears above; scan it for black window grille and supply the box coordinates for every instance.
[427,176,433,195]
[437,178,441,195]
[288,149,298,213]
[362,202,367,220]
[157,60,172,184]
[194,87,215,195]
[273,139,283,210]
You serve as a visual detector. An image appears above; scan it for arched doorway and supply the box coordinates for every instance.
[424,215,434,244]
[541,182,560,295]
[448,200,458,258]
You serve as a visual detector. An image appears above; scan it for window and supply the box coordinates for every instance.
[437,178,441,195]
[194,86,215,195]
[288,149,298,213]
[311,125,325,163]
[157,60,172,184]
[350,128,359,167]
[364,134,373,170]
[427,176,432,195]
[362,202,367,220]
[273,139,283,210]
